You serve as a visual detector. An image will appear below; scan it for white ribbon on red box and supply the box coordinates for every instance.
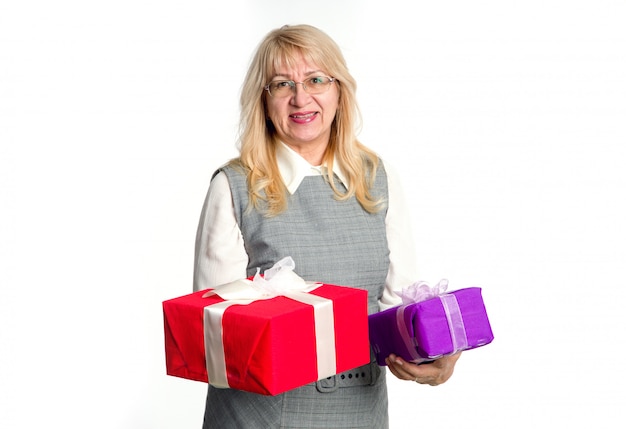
[202,257,337,389]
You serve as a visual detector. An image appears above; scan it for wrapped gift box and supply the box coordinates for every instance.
[163,280,370,396]
[369,287,493,365]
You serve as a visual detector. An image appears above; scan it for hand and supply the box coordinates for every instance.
[385,352,461,386]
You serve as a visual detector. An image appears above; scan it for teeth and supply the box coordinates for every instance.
[291,113,315,118]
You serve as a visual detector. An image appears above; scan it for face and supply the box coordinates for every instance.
[265,55,339,162]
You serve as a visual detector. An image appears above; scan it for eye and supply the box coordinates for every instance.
[308,76,327,85]
[272,80,293,90]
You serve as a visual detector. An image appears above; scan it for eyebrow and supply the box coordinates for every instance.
[270,70,325,80]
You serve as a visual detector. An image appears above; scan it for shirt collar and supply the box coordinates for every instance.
[276,141,349,194]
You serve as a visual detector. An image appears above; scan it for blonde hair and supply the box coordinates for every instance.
[232,24,383,216]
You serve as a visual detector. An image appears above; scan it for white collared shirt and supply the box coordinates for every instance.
[193,142,418,310]
[275,141,350,193]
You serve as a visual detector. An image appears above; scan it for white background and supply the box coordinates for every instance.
[1,1,625,428]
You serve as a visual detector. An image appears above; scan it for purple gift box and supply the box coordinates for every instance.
[369,286,494,365]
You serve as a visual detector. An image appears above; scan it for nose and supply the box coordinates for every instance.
[290,82,312,106]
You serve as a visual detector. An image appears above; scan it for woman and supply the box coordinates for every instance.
[193,24,460,429]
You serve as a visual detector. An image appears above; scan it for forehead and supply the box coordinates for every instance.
[270,50,325,78]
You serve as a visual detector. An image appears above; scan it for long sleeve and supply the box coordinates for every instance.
[192,171,248,292]
[379,160,418,310]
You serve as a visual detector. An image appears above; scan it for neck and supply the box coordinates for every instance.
[283,141,328,166]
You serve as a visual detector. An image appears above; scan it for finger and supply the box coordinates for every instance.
[385,355,404,377]
[386,355,414,380]
[413,353,461,385]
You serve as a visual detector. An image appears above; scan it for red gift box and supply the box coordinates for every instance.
[163,281,370,396]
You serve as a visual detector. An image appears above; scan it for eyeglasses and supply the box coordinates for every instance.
[264,76,336,97]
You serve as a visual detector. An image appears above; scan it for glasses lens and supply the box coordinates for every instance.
[269,81,293,97]
[306,76,333,94]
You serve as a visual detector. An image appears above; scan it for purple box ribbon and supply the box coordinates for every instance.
[369,280,494,365]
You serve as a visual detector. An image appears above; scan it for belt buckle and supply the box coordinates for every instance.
[315,375,339,393]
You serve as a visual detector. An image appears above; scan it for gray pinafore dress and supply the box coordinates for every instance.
[202,163,391,429]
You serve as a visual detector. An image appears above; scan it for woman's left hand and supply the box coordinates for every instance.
[385,352,461,386]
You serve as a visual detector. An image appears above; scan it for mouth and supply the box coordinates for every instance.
[289,111,318,124]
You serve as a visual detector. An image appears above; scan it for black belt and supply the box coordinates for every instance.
[315,361,381,393]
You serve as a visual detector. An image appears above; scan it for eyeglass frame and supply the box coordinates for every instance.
[263,76,336,97]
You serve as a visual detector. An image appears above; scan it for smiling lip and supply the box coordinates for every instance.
[289,111,318,124]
